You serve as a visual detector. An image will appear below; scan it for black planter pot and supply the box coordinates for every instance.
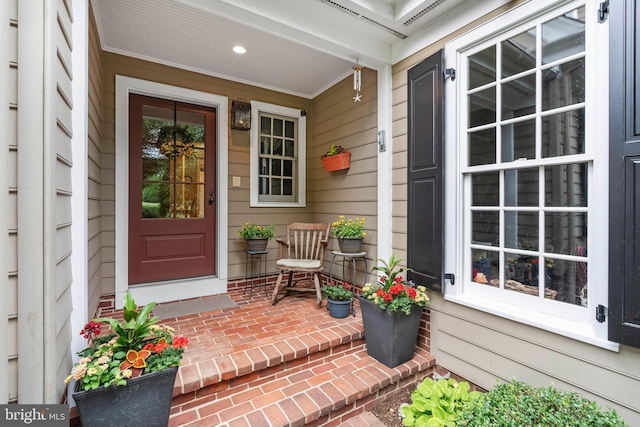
[358,296,422,368]
[72,367,177,427]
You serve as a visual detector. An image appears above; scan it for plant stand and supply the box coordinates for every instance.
[358,296,422,368]
[72,367,177,427]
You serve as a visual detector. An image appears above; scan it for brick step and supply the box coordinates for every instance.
[170,345,435,426]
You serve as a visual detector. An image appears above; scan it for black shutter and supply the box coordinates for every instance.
[407,50,445,293]
[609,0,640,347]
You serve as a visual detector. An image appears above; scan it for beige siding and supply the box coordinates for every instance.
[390,1,640,424]
[87,7,103,318]
[51,0,74,401]
[311,68,379,277]
[1,0,18,404]
[101,52,314,285]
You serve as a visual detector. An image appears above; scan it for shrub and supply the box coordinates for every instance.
[401,377,481,427]
[457,380,628,427]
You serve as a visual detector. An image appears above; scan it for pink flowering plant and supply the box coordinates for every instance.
[65,292,188,391]
[361,254,430,315]
[322,280,353,302]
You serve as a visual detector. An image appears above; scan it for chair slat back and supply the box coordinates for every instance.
[285,223,330,261]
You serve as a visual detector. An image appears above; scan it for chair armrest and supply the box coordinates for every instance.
[276,238,289,259]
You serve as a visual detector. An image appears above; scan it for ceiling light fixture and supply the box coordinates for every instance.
[233,46,246,54]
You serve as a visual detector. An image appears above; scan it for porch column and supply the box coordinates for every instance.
[377,65,393,264]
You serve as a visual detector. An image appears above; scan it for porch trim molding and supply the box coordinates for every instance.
[114,76,229,308]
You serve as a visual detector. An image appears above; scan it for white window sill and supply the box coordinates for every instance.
[443,293,620,352]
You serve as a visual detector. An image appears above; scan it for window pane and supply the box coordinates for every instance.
[283,179,293,196]
[173,183,204,218]
[285,120,295,138]
[545,163,587,207]
[542,58,585,111]
[472,211,499,247]
[502,73,536,119]
[273,119,283,136]
[505,168,538,207]
[271,178,281,195]
[142,159,169,181]
[468,46,496,90]
[505,251,539,287]
[260,177,269,195]
[502,28,536,77]
[472,249,498,284]
[547,258,587,305]
[261,116,271,134]
[472,172,499,206]
[504,211,539,250]
[469,87,496,127]
[542,108,585,157]
[261,136,271,154]
[285,140,295,157]
[283,160,293,177]
[260,158,269,175]
[271,159,281,176]
[469,128,496,166]
[175,155,201,184]
[542,6,585,64]
[502,119,535,162]
[545,212,587,255]
[273,138,283,156]
[142,182,170,218]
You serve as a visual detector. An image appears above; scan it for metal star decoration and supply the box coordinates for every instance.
[353,91,362,102]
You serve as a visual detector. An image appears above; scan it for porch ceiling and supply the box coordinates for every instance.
[91,0,468,98]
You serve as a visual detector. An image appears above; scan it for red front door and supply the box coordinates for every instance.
[128,94,216,284]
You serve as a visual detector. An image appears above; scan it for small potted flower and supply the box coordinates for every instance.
[321,144,351,172]
[359,254,430,368]
[65,292,189,427]
[321,280,354,318]
[332,215,366,253]
[238,222,276,251]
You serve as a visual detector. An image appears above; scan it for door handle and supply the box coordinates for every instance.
[208,198,214,205]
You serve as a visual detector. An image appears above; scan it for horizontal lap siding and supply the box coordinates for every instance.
[52,0,74,402]
[311,68,379,264]
[101,51,313,283]
[391,1,640,425]
[1,0,18,404]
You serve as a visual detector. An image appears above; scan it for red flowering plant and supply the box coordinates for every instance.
[321,280,353,302]
[361,254,430,315]
[65,292,188,391]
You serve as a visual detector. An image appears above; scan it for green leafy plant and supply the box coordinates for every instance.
[331,215,366,238]
[457,380,628,427]
[401,377,481,427]
[238,222,276,239]
[321,144,347,158]
[362,254,430,315]
[65,293,189,391]
[321,280,353,301]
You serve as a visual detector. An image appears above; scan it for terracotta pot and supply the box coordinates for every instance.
[322,152,351,172]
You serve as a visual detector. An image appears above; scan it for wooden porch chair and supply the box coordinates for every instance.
[271,222,331,305]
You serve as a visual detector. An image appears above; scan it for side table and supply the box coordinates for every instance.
[245,250,268,298]
[328,251,368,317]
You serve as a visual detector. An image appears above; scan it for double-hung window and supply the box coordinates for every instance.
[444,0,612,346]
[250,101,306,207]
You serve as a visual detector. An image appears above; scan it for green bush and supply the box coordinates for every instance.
[402,377,482,427]
[142,202,161,218]
[457,380,628,427]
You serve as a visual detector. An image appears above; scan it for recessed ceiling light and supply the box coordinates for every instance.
[233,46,246,54]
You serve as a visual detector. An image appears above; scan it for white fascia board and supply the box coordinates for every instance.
[391,0,515,63]
[348,0,395,20]
[176,0,392,68]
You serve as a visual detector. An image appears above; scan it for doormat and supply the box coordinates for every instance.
[154,294,238,320]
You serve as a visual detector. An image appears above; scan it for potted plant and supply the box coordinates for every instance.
[65,292,189,427]
[321,144,351,172]
[332,215,366,253]
[359,254,430,368]
[238,222,276,251]
[322,280,354,318]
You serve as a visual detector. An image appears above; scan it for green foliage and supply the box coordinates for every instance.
[95,292,159,353]
[142,202,161,218]
[321,144,347,158]
[331,215,366,238]
[238,222,276,239]
[321,281,353,301]
[457,380,628,427]
[401,377,482,427]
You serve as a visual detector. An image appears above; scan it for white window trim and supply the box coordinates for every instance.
[114,76,229,308]
[443,0,617,350]
[250,101,306,207]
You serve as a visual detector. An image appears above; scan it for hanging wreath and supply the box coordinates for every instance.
[157,124,197,159]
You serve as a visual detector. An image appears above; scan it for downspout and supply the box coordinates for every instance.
[377,65,393,265]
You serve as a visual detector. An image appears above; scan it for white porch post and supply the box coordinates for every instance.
[377,65,393,265]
